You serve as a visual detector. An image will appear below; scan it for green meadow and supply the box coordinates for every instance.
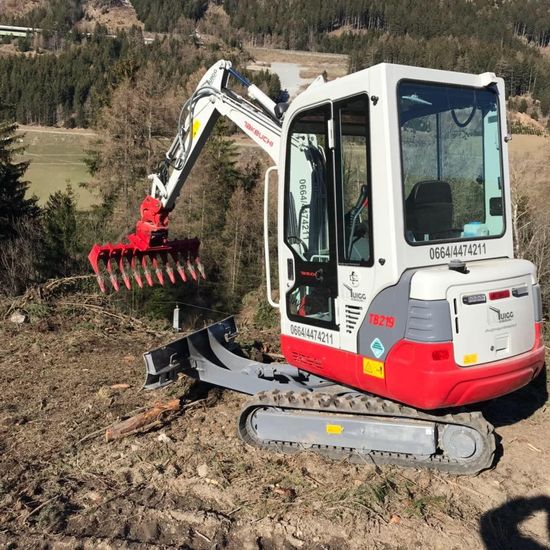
[17,126,98,208]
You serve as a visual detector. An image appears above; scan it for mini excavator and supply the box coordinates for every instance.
[89,60,545,473]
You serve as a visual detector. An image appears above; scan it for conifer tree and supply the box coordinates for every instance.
[0,120,38,241]
[40,187,79,278]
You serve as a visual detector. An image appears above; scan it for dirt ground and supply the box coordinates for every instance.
[0,296,548,550]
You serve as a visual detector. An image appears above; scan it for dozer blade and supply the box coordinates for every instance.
[88,195,205,292]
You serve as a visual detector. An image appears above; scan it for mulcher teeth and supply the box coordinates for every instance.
[119,256,132,290]
[88,237,204,293]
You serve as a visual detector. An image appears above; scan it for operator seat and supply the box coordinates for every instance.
[406,180,454,241]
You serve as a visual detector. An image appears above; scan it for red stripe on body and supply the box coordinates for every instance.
[281,323,545,410]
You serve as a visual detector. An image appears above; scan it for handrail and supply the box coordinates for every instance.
[264,166,279,308]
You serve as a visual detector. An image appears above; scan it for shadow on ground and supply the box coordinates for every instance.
[480,495,550,550]
[480,368,548,428]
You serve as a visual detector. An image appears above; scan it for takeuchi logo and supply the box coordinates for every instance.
[244,121,274,147]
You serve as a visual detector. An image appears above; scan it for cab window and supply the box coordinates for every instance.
[335,95,372,265]
[399,81,505,243]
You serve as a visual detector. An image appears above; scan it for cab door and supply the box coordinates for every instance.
[282,103,339,344]
[333,94,374,352]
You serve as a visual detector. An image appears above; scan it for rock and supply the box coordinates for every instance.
[36,318,55,332]
[9,311,27,324]
[157,432,173,444]
[389,514,401,524]
[197,463,209,478]
[84,491,102,503]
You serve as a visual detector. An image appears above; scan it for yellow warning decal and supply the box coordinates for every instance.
[463,353,478,365]
[192,119,201,137]
[326,424,344,435]
[363,358,385,379]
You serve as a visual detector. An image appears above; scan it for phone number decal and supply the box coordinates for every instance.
[429,242,487,260]
[290,324,335,346]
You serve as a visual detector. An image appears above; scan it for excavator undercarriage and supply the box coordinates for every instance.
[144,318,496,474]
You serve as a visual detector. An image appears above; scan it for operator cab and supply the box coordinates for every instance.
[278,63,544,409]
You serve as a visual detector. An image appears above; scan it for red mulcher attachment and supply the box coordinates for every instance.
[88,195,205,292]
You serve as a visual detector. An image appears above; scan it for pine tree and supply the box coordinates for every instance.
[0,120,38,241]
[40,187,79,278]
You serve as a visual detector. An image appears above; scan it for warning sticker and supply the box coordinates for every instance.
[370,338,385,358]
[363,358,385,379]
[463,353,478,365]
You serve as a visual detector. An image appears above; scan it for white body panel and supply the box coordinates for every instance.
[410,258,537,366]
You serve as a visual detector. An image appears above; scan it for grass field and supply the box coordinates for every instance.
[14,118,548,211]
[16,126,98,208]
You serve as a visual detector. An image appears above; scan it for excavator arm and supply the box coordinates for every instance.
[88,60,284,292]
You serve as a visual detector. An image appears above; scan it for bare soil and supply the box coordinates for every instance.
[0,296,548,549]
[78,1,143,34]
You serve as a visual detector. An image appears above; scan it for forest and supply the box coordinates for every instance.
[131,0,209,32]
[221,0,550,101]
[0,27,280,128]
[1,29,200,127]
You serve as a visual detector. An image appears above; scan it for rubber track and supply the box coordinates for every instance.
[238,390,496,475]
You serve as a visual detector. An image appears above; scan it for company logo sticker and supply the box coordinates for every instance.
[370,338,385,358]
[244,120,274,147]
[489,306,514,323]
[343,284,367,302]
[205,67,218,86]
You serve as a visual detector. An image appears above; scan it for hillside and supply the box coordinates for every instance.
[3,0,550,122]
[78,0,143,33]
[1,0,142,33]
